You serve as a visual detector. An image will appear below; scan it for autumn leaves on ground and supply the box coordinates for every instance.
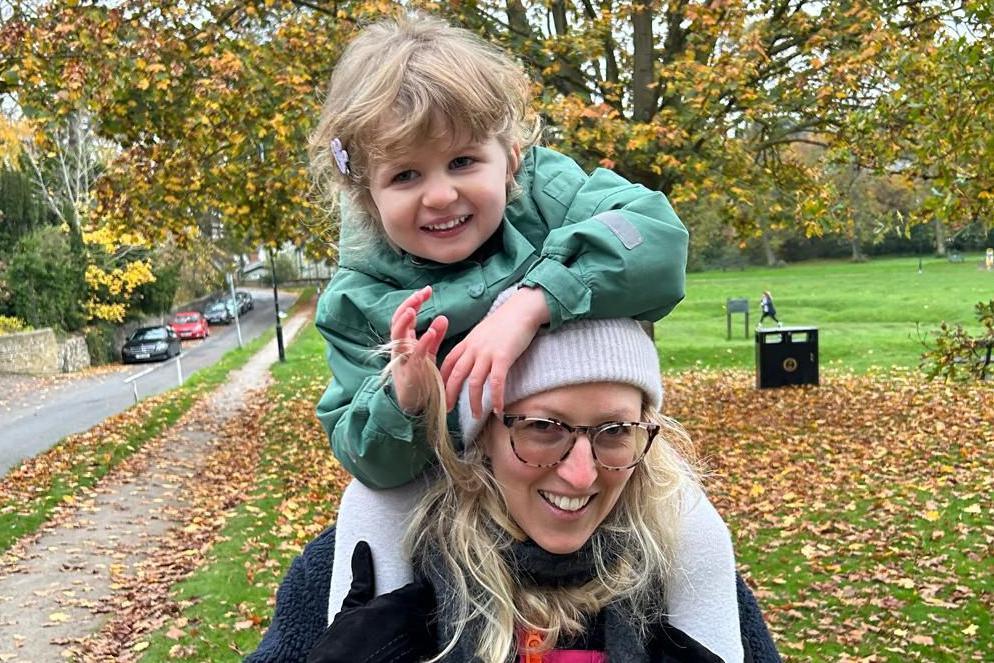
[1,320,992,661]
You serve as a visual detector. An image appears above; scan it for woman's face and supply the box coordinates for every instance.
[483,382,641,554]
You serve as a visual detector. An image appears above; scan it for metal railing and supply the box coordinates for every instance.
[122,354,184,403]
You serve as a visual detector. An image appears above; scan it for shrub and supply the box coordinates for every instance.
[0,315,31,335]
[84,322,117,366]
[5,226,87,332]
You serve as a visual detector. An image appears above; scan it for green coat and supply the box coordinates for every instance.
[315,146,688,488]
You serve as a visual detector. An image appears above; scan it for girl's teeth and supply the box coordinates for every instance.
[425,215,468,231]
[540,491,591,512]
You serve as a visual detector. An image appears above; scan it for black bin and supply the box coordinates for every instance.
[755,327,819,389]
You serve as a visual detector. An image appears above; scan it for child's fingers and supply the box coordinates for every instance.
[421,316,449,361]
[391,286,431,327]
[390,307,416,348]
[466,360,492,419]
[440,343,463,391]
[488,361,509,415]
[443,350,471,411]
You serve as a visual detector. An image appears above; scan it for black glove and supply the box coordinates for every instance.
[306,541,437,663]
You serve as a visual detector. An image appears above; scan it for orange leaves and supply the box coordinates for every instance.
[664,369,994,657]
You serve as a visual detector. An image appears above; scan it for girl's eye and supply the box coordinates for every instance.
[391,170,416,184]
[450,156,474,170]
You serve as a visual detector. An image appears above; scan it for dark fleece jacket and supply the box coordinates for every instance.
[244,526,781,663]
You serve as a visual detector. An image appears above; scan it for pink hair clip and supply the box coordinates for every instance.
[331,137,350,176]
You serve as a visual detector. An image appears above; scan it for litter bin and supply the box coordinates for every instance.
[755,326,819,389]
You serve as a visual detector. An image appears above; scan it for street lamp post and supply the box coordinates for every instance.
[270,249,286,362]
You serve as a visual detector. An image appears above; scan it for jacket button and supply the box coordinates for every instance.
[468,284,484,298]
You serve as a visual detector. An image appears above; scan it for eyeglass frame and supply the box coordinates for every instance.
[499,414,661,471]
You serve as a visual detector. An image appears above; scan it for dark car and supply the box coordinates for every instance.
[204,300,235,324]
[236,291,254,314]
[121,325,181,363]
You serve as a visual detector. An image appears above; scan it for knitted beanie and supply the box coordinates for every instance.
[458,287,663,446]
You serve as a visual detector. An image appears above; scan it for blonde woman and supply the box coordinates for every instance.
[298,294,780,662]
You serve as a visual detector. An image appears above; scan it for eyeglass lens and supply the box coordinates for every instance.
[509,418,650,469]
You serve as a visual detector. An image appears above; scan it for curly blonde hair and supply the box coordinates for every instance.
[309,13,542,247]
[395,353,701,662]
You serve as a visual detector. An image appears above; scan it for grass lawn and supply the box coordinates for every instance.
[134,270,994,662]
[657,254,994,374]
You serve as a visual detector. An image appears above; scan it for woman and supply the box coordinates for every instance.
[294,297,780,662]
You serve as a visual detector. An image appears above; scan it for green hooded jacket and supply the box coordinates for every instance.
[315,146,688,488]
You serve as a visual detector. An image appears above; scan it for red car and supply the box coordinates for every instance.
[170,311,210,340]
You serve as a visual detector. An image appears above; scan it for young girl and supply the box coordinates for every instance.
[310,13,740,660]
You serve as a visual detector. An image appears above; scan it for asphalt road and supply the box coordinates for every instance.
[0,288,298,476]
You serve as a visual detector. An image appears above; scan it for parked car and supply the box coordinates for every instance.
[204,300,235,324]
[170,311,209,340]
[121,325,181,363]
[235,290,254,314]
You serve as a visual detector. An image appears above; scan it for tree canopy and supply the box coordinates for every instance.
[2,0,992,268]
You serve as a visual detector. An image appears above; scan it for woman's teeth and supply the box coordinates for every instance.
[540,491,592,512]
[424,215,470,231]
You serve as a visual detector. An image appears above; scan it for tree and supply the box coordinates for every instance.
[3,0,992,262]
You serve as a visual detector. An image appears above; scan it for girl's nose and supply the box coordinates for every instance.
[421,174,458,208]
[555,434,598,489]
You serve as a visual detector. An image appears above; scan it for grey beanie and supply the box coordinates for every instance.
[458,287,663,446]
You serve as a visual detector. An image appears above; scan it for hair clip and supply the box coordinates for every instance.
[331,137,350,176]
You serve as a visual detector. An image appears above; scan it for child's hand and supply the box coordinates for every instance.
[441,287,550,417]
[391,286,449,415]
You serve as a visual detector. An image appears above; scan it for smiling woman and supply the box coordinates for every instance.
[299,297,781,663]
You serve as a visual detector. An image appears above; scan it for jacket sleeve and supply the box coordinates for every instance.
[736,573,782,663]
[518,147,689,329]
[244,526,337,662]
[315,275,435,489]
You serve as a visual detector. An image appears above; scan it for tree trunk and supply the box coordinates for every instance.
[631,0,656,122]
[934,218,947,256]
[850,234,865,262]
[760,227,778,266]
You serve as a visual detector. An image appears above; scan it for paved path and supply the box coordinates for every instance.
[0,305,312,662]
[0,288,297,476]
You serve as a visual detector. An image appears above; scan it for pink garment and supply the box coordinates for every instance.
[519,651,607,663]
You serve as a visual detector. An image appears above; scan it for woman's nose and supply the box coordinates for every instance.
[421,174,458,208]
[555,434,598,489]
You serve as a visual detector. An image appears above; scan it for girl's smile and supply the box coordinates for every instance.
[369,133,520,264]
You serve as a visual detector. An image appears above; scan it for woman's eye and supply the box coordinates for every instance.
[526,419,554,431]
[450,156,474,169]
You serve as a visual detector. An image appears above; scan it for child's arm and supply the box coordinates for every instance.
[442,147,689,413]
[515,146,689,328]
[316,274,442,489]
[668,484,744,663]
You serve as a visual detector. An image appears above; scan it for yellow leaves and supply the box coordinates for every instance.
[963,624,979,636]
[923,509,941,521]
[0,116,33,167]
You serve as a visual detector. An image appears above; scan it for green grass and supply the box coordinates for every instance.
[656,254,993,373]
[0,289,314,553]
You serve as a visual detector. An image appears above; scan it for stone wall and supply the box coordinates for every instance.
[59,336,91,373]
[0,329,60,375]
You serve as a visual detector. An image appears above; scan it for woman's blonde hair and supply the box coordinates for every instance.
[309,13,542,245]
[396,355,700,663]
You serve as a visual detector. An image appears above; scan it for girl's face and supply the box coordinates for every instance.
[368,133,520,264]
[483,382,640,555]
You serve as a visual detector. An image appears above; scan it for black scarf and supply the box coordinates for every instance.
[422,539,652,663]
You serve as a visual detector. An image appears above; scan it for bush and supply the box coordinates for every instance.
[84,322,117,366]
[920,300,994,381]
[5,226,87,331]
[0,315,31,335]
